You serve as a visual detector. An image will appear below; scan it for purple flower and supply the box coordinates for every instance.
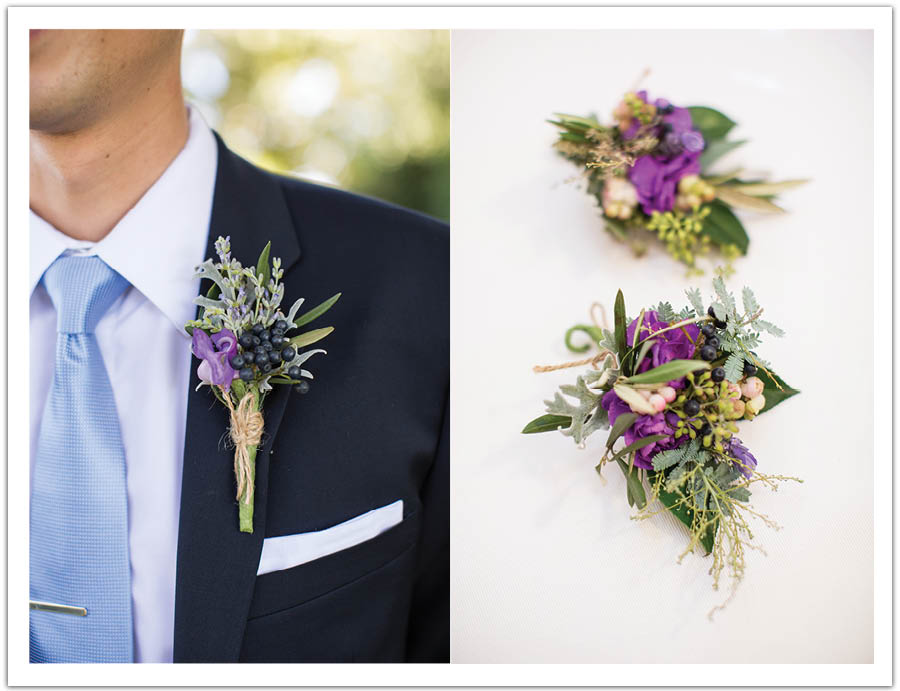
[726,437,758,478]
[600,390,687,470]
[629,151,702,214]
[192,328,239,391]
[626,311,699,385]
[617,92,706,213]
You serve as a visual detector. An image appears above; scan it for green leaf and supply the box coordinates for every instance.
[552,112,603,129]
[632,338,656,374]
[652,440,696,471]
[614,289,626,360]
[723,352,744,383]
[294,293,342,328]
[289,326,334,349]
[701,199,750,254]
[699,138,746,170]
[606,412,638,449]
[206,282,221,300]
[565,324,604,354]
[687,106,736,142]
[726,179,808,196]
[622,359,710,386]
[609,434,668,465]
[522,414,572,434]
[715,186,786,214]
[231,378,247,400]
[615,458,647,509]
[613,383,657,415]
[756,368,800,413]
[727,486,751,502]
[654,477,716,555]
[255,241,272,289]
[712,276,737,319]
[604,217,628,242]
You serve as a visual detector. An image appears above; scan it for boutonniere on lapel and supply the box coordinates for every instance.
[523,280,800,616]
[551,89,807,274]
[185,236,340,534]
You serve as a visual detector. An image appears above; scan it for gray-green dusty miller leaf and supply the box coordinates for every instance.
[545,371,608,445]
[194,259,235,301]
[755,319,785,337]
[723,352,745,383]
[741,286,759,316]
[655,301,676,322]
[193,296,227,311]
[685,287,705,317]
[285,297,305,325]
[713,276,737,319]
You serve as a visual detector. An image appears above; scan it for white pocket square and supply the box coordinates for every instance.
[256,499,404,576]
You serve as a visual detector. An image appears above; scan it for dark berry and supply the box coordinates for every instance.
[268,350,282,365]
[288,365,302,379]
[254,345,266,356]
[705,335,720,349]
[711,367,726,383]
[707,305,726,329]
[243,352,255,365]
[743,361,758,376]
[239,367,254,381]
[260,361,272,373]
[699,345,717,361]
[684,399,701,416]
[251,323,264,335]
[230,354,245,369]
[281,346,296,362]
[259,329,270,342]
[251,335,261,347]
[700,324,716,339]
[294,380,310,395]
[700,422,712,437]
[239,333,254,349]
[274,320,288,332]
[661,104,674,114]
[271,335,284,348]
[262,340,273,351]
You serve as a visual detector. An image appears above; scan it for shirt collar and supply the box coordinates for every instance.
[29,103,218,336]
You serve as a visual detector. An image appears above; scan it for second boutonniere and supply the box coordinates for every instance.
[551,90,807,273]
[185,236,340,534]
[523,279,801,615]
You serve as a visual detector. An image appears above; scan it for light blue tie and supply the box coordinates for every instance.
[30,255,133,663]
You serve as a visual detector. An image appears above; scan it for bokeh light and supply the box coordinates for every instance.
[182,30,450,221]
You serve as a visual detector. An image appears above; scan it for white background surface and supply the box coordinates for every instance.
[451,30,874,664]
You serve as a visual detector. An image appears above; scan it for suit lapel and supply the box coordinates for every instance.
[173,134,301,662]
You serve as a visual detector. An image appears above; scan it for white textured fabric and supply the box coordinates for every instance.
[257,500,404,576]
[29,104,217,663]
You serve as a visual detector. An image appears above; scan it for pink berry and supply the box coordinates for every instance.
[648,394,667,412]
[658,386,677,403]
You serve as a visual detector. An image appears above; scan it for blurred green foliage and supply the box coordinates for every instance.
[182,30,449,221]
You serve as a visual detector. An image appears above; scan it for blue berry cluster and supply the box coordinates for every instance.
[231,319,310,394]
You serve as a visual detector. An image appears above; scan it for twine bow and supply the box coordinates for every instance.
[223,390,264,504]
[532,301,617,373]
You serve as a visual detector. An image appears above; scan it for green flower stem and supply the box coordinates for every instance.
[238,444,258,533]
[237,387,264,534]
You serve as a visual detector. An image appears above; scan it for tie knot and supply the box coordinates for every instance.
[42,255,130,334]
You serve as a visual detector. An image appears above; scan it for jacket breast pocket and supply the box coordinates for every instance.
[246,502,419,621]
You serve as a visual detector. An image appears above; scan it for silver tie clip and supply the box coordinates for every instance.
[29,600,87,616]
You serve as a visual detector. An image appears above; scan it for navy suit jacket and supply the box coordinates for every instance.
[173,134,449,662]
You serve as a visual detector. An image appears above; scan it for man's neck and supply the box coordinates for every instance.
[30,81,189,243]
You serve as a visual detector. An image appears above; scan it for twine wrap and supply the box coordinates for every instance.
[223,390,264,505]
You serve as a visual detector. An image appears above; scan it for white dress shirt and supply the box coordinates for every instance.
[30,105,218,663]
